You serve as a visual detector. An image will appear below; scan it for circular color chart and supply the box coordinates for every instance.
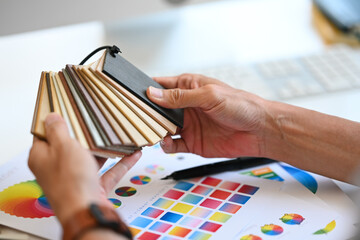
[115,187,137,197]
[261,224,283,236]
[0,180,54,218]
[240,234,262,240]
[280,213,305,225]
[108,198,122,208]
[145,164,164,174]
[130,175,151,185]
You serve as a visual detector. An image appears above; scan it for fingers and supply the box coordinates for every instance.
[153,76,180,89]
[100,151,142,194]
[160,135,189,154]
[153,74,229,89]
[150,74,228,110]
[147,85,215,109]
[28,138,50,174]
[44,113,70,148]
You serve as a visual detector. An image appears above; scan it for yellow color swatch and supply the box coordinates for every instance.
[171,203,194,214]
[209,212,232,223]
[129,227,141,236]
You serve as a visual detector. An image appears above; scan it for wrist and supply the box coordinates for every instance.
[260,100,293,160]
[55,197,93,226]
[62,203,132,240]
[53,192,106,226]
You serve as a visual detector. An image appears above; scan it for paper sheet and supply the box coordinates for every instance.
[0,145,356,239]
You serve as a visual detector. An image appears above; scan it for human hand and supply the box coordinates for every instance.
[28,113,142,226]
[147,74,268,158]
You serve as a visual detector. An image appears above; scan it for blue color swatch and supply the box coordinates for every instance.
[130,216,153,228]
[160,212,183,223]
[228,194,250,204]
[173,181,195,191]
[181,194,204,204]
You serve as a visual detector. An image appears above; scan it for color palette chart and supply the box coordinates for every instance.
[127,176,259,240]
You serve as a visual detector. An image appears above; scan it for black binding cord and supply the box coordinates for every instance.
[79,45,121,65]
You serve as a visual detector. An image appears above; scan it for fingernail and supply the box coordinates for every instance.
[45,113,62,127]
[149,86,163,99]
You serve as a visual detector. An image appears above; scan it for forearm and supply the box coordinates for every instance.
[262,100,360,184]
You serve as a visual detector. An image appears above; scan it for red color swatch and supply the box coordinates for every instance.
[201,177,222,187]
[210,189,232,200]
[163,189,185,200]
[138,231,161,240]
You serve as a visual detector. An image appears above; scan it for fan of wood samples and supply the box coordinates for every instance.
[31,46,184,158]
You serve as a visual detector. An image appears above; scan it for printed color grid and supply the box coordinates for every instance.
[128,176,259,239]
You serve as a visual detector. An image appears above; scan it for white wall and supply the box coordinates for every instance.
[0,0,215,36]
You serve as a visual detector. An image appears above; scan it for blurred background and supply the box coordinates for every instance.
[1,0,360,166]
[0,0,359,166]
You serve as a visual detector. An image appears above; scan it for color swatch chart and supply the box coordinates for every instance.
[127,176,259,240]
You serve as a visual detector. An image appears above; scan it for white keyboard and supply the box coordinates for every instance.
[155,45,360,100]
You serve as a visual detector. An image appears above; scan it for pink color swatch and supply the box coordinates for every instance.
[200,198,222,209]
[219,181,241,191]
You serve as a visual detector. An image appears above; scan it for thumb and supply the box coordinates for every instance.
[45,113,70,148]
[147,86,210,109]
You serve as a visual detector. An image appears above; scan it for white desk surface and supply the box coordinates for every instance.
[0,0,359,238]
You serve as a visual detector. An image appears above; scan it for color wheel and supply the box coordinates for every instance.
[280,213,305,225]
[0,180,54,218]
[240,234,262,240]
[130,175,151,185]
[108,198,122,208]
[115,186,137,197]
[145,164,164,174]
[280,164,318,194]
[261,224,283,235]
[313,220,336,235]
